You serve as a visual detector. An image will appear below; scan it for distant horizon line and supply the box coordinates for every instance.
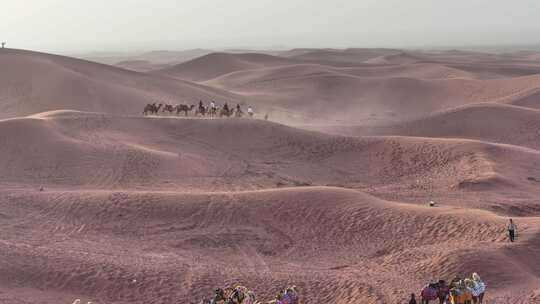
[4,42,540,57]
[67,42,540,56]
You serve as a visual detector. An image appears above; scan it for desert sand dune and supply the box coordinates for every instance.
[7,48,539,125]
[337,63,476,79]
[207,62,540,123]
[0,49,240,119]
[329,103,540,150]
[2,47,540,303]
[444,63,540,79]
[207,63,475,89]
[364,51,423,65]
[155,52,298,82]
[81,49,214,69]
[114,60,172,72]
[508,88,540,109]
[285,48,403,65]
[1,186,537,303]
[4,111,540,209]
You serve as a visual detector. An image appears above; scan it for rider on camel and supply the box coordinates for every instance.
[223,102,230,113]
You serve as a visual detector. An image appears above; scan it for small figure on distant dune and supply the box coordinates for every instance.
[162,104,175,114]
[142,103,162,115]
[1,42,5,49]
[72,299,81,304]
[220,103,233,117]
[143,103,155,115]
[429,201,435,207]
[247,106,254,118]
[264,113,269,120]
[507,218,517,242]
[197,100,207,116]
[39,185,44,192]
[235,103,243,117]
[409,293,417,304]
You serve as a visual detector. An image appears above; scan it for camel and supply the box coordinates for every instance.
[220,107,234,118]
[196,105,207,116]
[143,103,154,115]
[162,104,175,114]
[176,104,195,116]
[154,103,163,114]
[143,103,162,115]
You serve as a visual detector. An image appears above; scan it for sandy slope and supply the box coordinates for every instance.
[114,60,171,72]
[206,63,540,123]
[285,48,402,65]
[81,49,214,70]
[155,53,297,82]
[2,48,540,303]
[325,103,540,149]
[1,186,538,304]
[1,112,539,198]
[0,49,240,119]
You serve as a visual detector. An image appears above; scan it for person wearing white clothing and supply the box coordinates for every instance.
[471,272,486,304]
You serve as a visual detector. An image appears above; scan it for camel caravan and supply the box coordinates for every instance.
[410,272,486,304]
[196,285,299,304]
[143,100,255,118]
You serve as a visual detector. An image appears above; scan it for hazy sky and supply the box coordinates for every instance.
[2,0,540,53]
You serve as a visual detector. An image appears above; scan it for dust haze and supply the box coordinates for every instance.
[3,0,540,52]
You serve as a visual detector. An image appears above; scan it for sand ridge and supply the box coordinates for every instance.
[1,47,540,303]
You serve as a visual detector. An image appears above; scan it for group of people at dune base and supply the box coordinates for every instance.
[197,285,299,304]
[409,273,486,304]
[143,100,256,118]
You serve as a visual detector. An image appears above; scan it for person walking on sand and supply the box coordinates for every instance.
[409,293,417,304]
[247,106,254,118]
[507,218,517,242]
